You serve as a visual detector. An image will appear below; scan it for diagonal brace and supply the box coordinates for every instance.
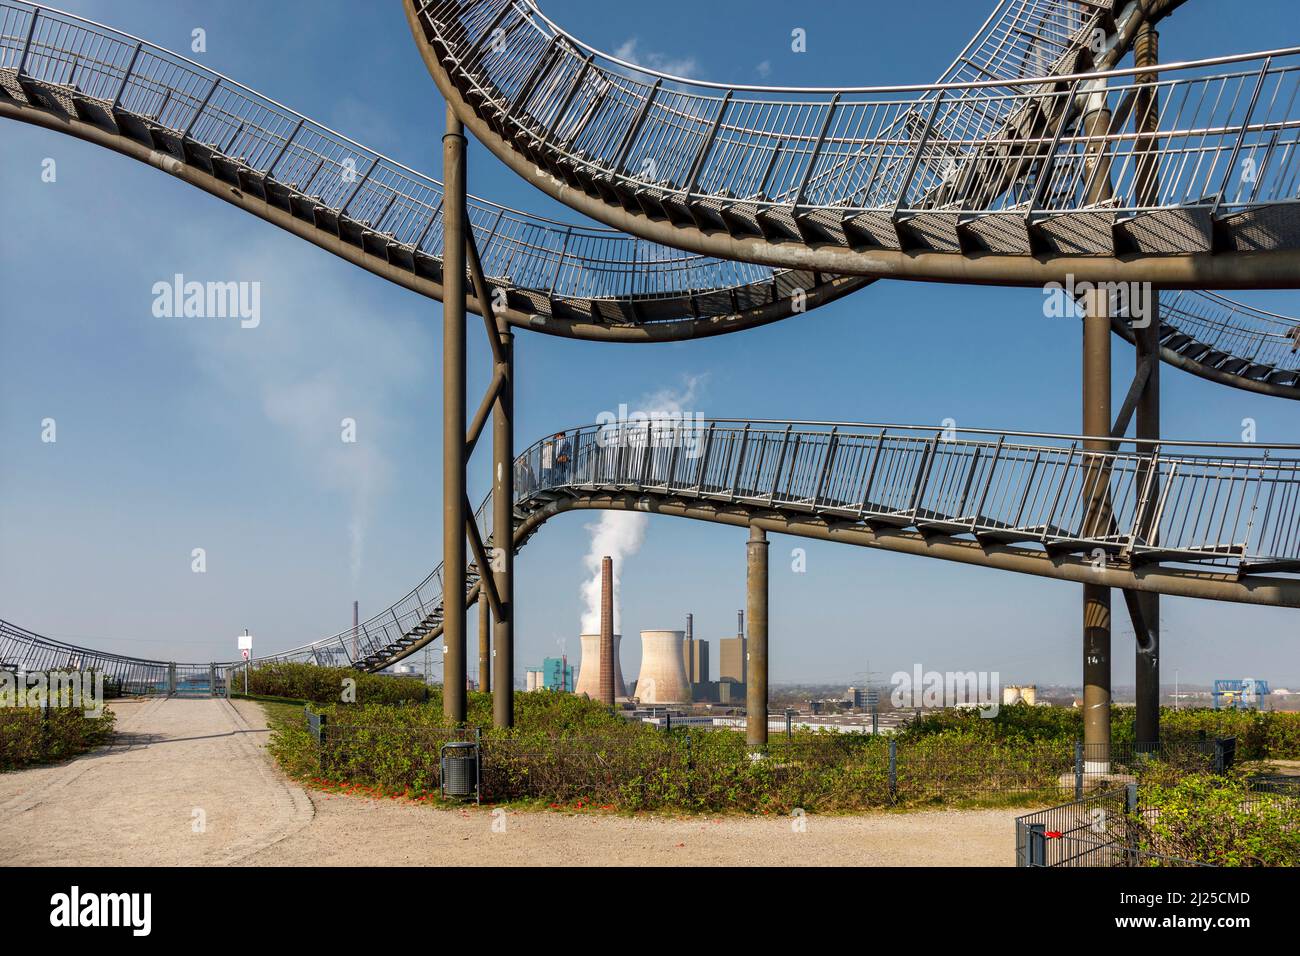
[1122,587,1156,653]
[466,226,506,368]
[464,498,503,623]
[466,362,507,459]
[1111,355,1154,439]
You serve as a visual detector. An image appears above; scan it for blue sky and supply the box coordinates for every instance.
[2,0,1297,687]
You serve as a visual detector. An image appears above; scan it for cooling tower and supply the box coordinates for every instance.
[575,634,626,698]
[636,630,692,704]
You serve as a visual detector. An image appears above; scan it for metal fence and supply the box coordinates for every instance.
[1017,774,1299,867]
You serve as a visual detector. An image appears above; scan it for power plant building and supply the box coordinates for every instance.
[682,638,709,684]
[719,635,746,684]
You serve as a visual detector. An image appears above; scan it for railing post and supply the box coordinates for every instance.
[893,91,945,219]
[888,737,898,803]
[1074,739,1084,799]
[1212,58,1272,216]
[16,9,39,77]
[266,117,305,179]
[318,713,328,776]
[1027,822,1047,867]
[41,693,51,759]
[182,77,220,138]
[111,41,143,110]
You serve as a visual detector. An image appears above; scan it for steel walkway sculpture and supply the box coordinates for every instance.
[5,2,1296,393]
[3,2,1298,758]
[411,0,1300,288]
[5,420,1300,683]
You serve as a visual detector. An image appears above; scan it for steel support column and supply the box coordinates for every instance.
[1083,283,1113,772]
[1133,24,1162,751]
[477,589,491,694]
[442,105,468,724]
[746,525,769,749]
[492,324,515,727]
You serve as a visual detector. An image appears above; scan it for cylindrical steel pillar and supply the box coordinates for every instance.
[442,104,468,724]
[746,525,769,749]
[1083,284,1112,772]
[478,589,491,695]
[1133,25,1161,751]
[492,326,515,727]
[599,555,614,707]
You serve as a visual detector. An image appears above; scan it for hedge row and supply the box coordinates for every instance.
[234,661,430,705]
[0,706,117,771]
[900,704,1300,759]
[1129,773,1300,866]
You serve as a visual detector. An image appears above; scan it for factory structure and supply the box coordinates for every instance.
[523,556,748,706]
[525,657,574,692]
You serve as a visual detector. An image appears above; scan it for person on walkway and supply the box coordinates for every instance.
[554,431,571,484]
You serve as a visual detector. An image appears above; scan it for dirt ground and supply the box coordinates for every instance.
[1,698,1023,866]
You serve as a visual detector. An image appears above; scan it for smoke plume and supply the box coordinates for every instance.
[578,375,706,633]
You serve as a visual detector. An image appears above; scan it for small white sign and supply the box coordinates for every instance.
[241,649,250,661]
[237,634,252,651]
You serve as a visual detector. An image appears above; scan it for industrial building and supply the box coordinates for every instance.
[681,613,711,702]
[525,658,574,692]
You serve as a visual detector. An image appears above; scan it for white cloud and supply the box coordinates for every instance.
[613,37,701,79]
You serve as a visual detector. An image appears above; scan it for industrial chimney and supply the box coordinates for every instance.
[599,555,614,706]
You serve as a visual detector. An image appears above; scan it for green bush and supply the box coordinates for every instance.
[1129,774,1300,866]
[235,661,430,705]
[899,704,1300,759]
[269,694,1075,812]
[0,706,117,771]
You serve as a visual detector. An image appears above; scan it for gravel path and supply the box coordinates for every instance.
[0,697,313,865]
[1,699,1020,866]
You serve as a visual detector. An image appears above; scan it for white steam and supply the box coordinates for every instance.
[578,375,706,634]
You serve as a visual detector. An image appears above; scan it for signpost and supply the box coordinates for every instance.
[238,630,252,695]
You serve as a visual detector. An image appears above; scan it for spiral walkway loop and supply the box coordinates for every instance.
[412,0,1300,287]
